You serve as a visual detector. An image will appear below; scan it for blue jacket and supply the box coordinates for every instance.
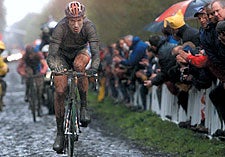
[120,36,148,66]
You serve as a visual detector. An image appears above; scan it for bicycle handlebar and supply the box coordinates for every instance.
[26,74,44,79]
[52,70,98,78]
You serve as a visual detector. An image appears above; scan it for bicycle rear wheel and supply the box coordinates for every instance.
[31,100,36,122]
[29,80,37,122]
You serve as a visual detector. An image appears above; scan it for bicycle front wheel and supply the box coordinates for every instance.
[65,103,76,157]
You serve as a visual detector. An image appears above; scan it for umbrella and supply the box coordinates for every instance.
[145,0,212,32]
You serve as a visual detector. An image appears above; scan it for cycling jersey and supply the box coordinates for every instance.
[47,17,100,70]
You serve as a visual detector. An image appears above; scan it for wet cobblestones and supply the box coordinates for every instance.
[0,62,171,157]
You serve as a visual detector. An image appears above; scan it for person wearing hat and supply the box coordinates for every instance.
[178,7,211,68]
[164,9,200,46]
[194,7,209,29]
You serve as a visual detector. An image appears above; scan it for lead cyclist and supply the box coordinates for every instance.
[46,1,100,153]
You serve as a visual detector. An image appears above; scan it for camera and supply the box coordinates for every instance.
[180,67,189,82]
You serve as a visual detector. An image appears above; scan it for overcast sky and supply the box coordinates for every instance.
[4,0,50,26]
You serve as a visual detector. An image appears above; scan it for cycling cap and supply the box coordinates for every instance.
[65,1,85,19]
[0,41,6,50]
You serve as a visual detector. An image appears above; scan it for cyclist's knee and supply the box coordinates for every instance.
[55,91,65,97]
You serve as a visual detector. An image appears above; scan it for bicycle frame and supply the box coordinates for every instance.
[53,70,86,157]
[61,71,81,135]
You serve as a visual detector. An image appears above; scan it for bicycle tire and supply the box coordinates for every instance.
[31,86,37,122]
[72,100,79,141]
[65,102,75,157]
[47,85,55,115]
[29,78,37,122]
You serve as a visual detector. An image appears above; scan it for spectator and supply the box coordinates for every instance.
[209,21,225,125]
[206,3,218,24]
[211,0,225,21]
[135,44,158,110]
[113,35,148,108]
[144,35,177,88]
[161,26,179,44]
[164,9,200,46]
[143,36,186,108]
[198,1,225,128]
[113,35,148,67]
[177,7,215,90]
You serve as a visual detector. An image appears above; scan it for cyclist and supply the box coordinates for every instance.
[17,44,48,115]
[39,16,57,51]
[46,1,100,153]
[0,41,9,111]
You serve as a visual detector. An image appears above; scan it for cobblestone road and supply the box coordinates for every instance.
[0,61,170,157]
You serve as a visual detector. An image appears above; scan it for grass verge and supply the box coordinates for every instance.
[88,92,225,157]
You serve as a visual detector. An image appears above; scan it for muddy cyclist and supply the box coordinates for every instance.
[46,1,100,153]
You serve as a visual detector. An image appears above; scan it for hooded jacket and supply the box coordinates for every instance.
[151,40,177,86]
[120,36,148,67]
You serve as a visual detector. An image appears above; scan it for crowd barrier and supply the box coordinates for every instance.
[131,81,223,135]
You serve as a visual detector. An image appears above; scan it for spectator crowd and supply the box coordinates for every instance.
[96,0,225,136]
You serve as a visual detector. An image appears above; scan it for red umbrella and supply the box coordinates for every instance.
[155,0,192,22]
[145,0,211,32]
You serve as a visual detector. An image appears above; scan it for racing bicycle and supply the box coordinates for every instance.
[27,74,43,122]
[52,69,96,157]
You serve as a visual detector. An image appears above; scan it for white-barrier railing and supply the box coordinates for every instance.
[131,81,223,135]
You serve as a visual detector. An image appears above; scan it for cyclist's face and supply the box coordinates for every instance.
[68,17,84,33]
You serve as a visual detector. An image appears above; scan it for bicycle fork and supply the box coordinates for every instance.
[64,106,72,135]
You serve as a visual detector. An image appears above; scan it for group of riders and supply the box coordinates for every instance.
[1,1,100,154]
[0,17,58,114]
[17,18,57,116]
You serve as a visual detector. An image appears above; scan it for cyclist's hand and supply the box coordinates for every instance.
[86,68,97,76]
